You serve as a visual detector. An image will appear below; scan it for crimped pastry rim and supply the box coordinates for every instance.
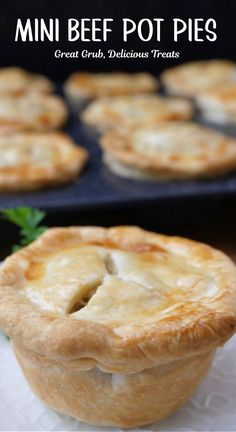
[64,71,158,101]
[81,94,193,131]
[100,122,236,178]
[196,83,236,111]
[0,132,88,191]
[161,59,236,97]
[0,93,68,135]
[0,66,54,96]
[0,226,236,373]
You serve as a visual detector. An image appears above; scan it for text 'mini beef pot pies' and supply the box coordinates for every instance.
[100,122,236,180]
[64,71,158,106]
[161,60,236,98]
[0,93,68,136]
[81,94,193,132]
[0,226,236,427]
[0,67,54,96]
[0,132,88,192]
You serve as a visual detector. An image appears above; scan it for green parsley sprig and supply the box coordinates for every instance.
[0,207,47,252]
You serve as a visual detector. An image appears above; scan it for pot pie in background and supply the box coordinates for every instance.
[197,83,236,125]
[0,67,54,96]
[0,94,68,135]
[161,60,236,98]
[82,94,193,132]
[100,122,236,180]
[0,226,236,428]
[0,132,88,191]
[64,71,158,106]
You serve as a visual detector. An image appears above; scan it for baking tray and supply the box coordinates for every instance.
[1,87,236,212]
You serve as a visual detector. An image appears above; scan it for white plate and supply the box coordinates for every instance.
[0,332,236,432]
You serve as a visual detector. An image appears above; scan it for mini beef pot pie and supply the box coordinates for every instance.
[64,72,158,106]
[100,122,236,180]
[0,226,236,428]
[196,83,236,125]
[81,94,193,132]
[0,67,54,96]
[0,132,88,192]
[0,94,68,135]
[161,60,236,98]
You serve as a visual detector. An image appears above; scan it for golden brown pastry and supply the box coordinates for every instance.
[100,122,236,180]
[0,94,68,135]
[161,60,236,97]
[0,132,88,191]
[64,71,158,105]
[82,94,193,132]
[0,226,236,427]
[196,83,236,124]
[0,67,54,96]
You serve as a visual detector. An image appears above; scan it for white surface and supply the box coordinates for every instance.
[0,332,236,432]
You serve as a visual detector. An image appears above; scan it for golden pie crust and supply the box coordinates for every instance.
[0,132,88,191]
[0,67,54,96]
[0,94,68,135]
[161,60,236,97]
[197,83,236,124]
[64,72,158,105]
[0,226,236,427]
[100,122,236,180]
[82,94,193,131]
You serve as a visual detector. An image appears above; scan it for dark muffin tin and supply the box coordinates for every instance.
[1,86,236,212]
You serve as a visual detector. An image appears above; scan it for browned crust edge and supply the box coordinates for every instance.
[0,132,88,192]
[0,226,236,373]
[100,124,236,179]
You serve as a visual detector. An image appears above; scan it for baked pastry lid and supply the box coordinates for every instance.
[0,226,236,373]
[100,122,236,179]
[1,86,236,211]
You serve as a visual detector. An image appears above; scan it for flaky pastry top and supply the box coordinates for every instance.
[65,72,158,100]
[0,94,68,135]
[82,94,192,130]
[0,67,53,96]
[100,122,236,178]
[0,226,236,373]
[197,83,236,105]
[0,132,88,191]
[161,60,236,97]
